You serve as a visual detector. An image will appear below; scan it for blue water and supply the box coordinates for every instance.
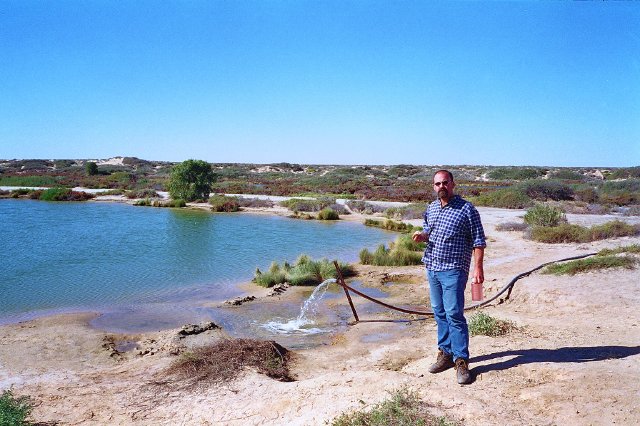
[0,199,394,333]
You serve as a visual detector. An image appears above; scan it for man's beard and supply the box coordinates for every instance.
[438,189,448,199]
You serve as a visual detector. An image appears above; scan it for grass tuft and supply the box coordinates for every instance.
[530,220,639,243]
[0,389,32,426]
[523,204,566,227]
[330,387,456,426]
[253,256,355,287]
[468,312,514,337]
[542,255,638,275]
[359,234,424,266]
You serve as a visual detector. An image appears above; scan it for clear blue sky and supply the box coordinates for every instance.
[1,1,639,167]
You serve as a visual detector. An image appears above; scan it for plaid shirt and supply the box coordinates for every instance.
[421,195,486,273]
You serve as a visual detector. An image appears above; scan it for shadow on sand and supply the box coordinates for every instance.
[470,345,640,379]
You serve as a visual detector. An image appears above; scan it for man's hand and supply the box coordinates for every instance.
[412,230,427,243]
[473,247,485,284]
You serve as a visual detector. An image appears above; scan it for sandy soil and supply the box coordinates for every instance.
[1,207,639,425]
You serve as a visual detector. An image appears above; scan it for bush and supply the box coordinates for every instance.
[472,188,533,209]
[331,387,451,426]
[359,235,425,266]
[549,169,586,181]
[516,180,574,201]
[598,179,640,206]
[487,167,545,180]
[317,208,340,220]
[209,195,240,212]
[0,389,32,426]
[523,204,567,227]
[529,220,639,243]
[598,244,640,256]
[253,256,355,287]
[543,255,638,275]
[364,219,421,233]
[38,188,95,201]
[126,189,159,199]
[383,203,426,220]
[0,175,58,186]
[236,197,275,208]
[346,200,387,215]
[280,198,333,212]
[468,312,514,337]
[495,222,529,232]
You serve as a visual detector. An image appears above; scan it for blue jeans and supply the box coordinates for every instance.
[427,269,469,361]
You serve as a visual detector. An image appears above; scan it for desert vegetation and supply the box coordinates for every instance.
[165,339,293,387]
[468,312,515,337]
[331,387,456,426]
[1,159,638,215]
[364,218,421,233]
[0,389,32,426]
[359,234,425,266]
[543,245,640,275]
[253,255,355,287]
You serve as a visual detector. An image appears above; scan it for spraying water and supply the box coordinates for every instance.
[262,278,336,334]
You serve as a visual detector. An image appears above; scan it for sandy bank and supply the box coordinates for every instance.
[1,207,639,425]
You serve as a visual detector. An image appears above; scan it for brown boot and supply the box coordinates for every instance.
[428,349,454,373]
[455,358,471,384]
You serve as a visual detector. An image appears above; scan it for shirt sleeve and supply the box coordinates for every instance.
[468,205,487,248]
[422,206,432,235]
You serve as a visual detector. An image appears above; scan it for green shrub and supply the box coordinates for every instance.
[472,188,533,209]
[134,198,152,206]
[573,186,599,203]
[598,244,640,256]
[364,219,421,233]
[607,167,640,180]
[523,204,567,227]
[543,255,638,275]
[359,235,424,266]
[167,199,187,208]
[383,203,426,220]
[589,220,639,240]
[0,175,57,186]
[0,389,32,426]
[280,198,333,212]
[495,222,528,232]
[331,387,452,426]
[487,167,545,180]
[126,189,159,199]
[468,312,514,337]
[529,220,639,243]
[317,208,339,220]
[516,180,574,201]
[598,179,640,206]
[253,256,355,287]
[549,170,586,181]
[209,195,240,212]
[39,187,71,201]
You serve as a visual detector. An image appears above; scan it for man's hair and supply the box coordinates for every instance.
[433,169,454,183]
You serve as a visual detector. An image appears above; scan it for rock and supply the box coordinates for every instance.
[177,321,219,338]
[268,283,290,296]
[225,295,256,306]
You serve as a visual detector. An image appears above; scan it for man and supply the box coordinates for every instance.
[412,169,486,385]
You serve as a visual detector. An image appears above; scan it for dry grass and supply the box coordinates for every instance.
[165,338,293,387]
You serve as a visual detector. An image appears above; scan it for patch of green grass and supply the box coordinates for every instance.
[364,219,421,233]
[530,220,639,243]
[317,208,340,220]
[253,256,355,287]
[598,244,640,256]
[0,389,32,426]
[472,188,533,209]
[359,235,425,266]
[209,194,240,212]
[0,175,58,187]
[330,387,456,426]
[543,255,638,275]
[523,204,567,227]
[468,312,514,337]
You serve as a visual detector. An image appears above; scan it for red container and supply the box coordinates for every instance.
[471,280,483,302]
